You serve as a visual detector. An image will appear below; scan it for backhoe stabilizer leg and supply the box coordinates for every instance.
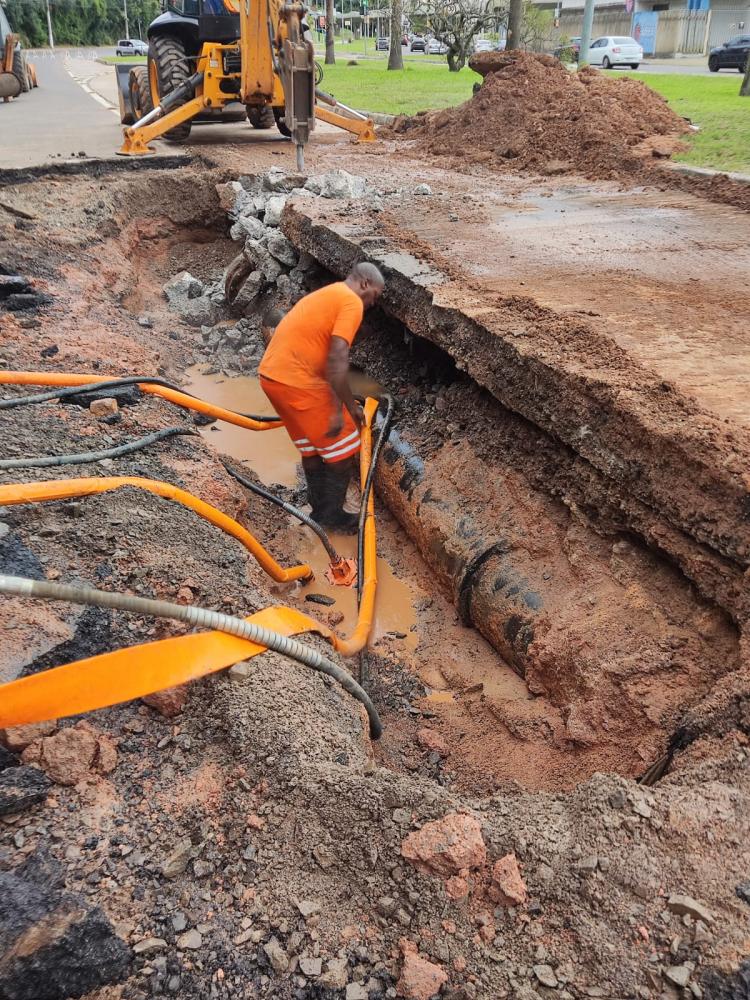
[117,73,205,157]
[315,105,376,143]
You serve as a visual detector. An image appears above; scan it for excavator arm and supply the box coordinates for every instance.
[117,0,369,160]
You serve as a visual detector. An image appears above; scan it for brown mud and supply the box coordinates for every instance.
[389,51,750,213]
[0,145,748,1000]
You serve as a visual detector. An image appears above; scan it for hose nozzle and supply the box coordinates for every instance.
[325,556,357,588]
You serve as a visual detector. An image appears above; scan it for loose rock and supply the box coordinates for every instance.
[143,686,189,718]
[489,853,527,907]
[401,812,486,877]
[0,766,51,816]
[0,853,131,999]
[1,721,57,751]
[667,894,714,924]
[397,943,448,1000]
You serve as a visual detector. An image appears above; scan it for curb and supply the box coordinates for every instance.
[667,163,750,185]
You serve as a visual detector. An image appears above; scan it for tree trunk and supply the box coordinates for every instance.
[506,0,523,50]
[325,0,335,65]
[447,45,466,71]
[741,55,750,96]
[388,0,404,69]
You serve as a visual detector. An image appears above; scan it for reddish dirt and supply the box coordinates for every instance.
[1,151,750,1000]
[388,51,750,213]
[391,52,689,182]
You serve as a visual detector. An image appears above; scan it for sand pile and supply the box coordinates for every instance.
[391,51,690,180]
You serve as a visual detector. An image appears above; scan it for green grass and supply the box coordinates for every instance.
[317,59,478,115]
[616,71,750,174]
[98,54,146,64]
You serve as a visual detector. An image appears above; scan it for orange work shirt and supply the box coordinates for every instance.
[258,282,363,391]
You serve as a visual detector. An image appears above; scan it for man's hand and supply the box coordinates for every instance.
[326,408,344,439]
[350,402,364,428]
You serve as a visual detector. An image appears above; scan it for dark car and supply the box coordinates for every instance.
[708,34,750,72]
[410,35,426,51]
[376,36,389,50]
[553,36,581,61]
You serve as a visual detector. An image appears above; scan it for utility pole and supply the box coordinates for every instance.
[506,0,523,49]
[45,0,55,49]
[578,0,595,66]
[123,0,130,39]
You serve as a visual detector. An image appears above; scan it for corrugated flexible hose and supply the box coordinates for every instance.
[0,574,382,740]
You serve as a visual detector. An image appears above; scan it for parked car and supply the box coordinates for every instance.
[474,38,494,53]
[376,36,389,51]
[426,37,448,54]
[584,35,642,69]
[410,35,426,51]
[708,35,750,72]
[553,36,581,61]
[115,38,148,57]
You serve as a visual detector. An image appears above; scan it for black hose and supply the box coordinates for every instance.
[223,461,342,565]
[0,377,280,422]
[0,426,197,470]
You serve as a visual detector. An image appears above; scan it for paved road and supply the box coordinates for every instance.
[0,50,130,168]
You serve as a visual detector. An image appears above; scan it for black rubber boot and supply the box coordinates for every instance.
[317,457,359,534]
[302,455,327,520]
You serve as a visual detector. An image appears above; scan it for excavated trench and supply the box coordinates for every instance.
[4,162,746,797]
[133,173,747,792]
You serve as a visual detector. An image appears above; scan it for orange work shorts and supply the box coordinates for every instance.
[260,377,360,465]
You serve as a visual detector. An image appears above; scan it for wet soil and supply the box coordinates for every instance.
[0,147,749,999]
[393,53,690,183]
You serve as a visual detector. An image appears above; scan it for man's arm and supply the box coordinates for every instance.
[325,336,363,437]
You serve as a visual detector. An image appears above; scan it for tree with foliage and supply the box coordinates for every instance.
[2,0,161,47]
[420,0,501,71]
[388,0,403,69]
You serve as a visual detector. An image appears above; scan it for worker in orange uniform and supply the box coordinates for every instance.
[259,263,385,533]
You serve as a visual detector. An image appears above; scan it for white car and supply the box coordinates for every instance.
[474,38,494,53]
[585,35,642,69]
[426,37,448,54]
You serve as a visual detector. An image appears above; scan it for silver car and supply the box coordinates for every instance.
[116,38,149,57]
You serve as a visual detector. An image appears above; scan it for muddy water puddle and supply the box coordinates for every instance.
[184,366,416,648]
[185,365,299,487]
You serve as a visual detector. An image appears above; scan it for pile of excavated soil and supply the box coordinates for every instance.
[391,51,690,181]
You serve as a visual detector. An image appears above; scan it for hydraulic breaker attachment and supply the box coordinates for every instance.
[277,2,316,170]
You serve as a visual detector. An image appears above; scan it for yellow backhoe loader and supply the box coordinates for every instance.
[116,0,375,168]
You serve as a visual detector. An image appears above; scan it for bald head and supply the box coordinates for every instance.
[346,261,385,309]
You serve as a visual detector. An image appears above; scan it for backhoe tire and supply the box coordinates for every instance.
[129,65,154,120]
[148,34,193,142]
[273,106,292,138]
[247,105,276,129]
[11,50,30,93]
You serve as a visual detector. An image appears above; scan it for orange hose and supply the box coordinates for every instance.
[0,476,313,584]
[0,370,282,431]
[0,606,324,728]
[331,397,379,656]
